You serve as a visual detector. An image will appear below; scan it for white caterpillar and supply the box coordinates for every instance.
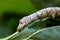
[17,7,60,32]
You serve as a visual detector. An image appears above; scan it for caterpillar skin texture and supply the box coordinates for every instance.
[17,7,60,32]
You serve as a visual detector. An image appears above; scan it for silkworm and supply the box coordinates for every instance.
[17,7,60,32]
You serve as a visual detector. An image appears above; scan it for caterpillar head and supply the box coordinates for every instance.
[17,17,28,32]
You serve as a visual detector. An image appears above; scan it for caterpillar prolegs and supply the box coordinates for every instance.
[17,7,60,32]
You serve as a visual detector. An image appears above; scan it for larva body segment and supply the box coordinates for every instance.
[17,7,60,32]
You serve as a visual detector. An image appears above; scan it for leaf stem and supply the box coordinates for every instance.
[2,31,19,40]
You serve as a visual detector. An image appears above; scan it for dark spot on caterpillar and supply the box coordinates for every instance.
[20,21,23,24]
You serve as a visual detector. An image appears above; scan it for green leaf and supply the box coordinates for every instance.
[2,17,60,40]
[25,26,60,40]
[1,17,47,40]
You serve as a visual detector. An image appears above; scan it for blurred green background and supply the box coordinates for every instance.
[0,0,60,38]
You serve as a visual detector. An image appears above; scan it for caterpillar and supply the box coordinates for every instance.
[17,7,60,32]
